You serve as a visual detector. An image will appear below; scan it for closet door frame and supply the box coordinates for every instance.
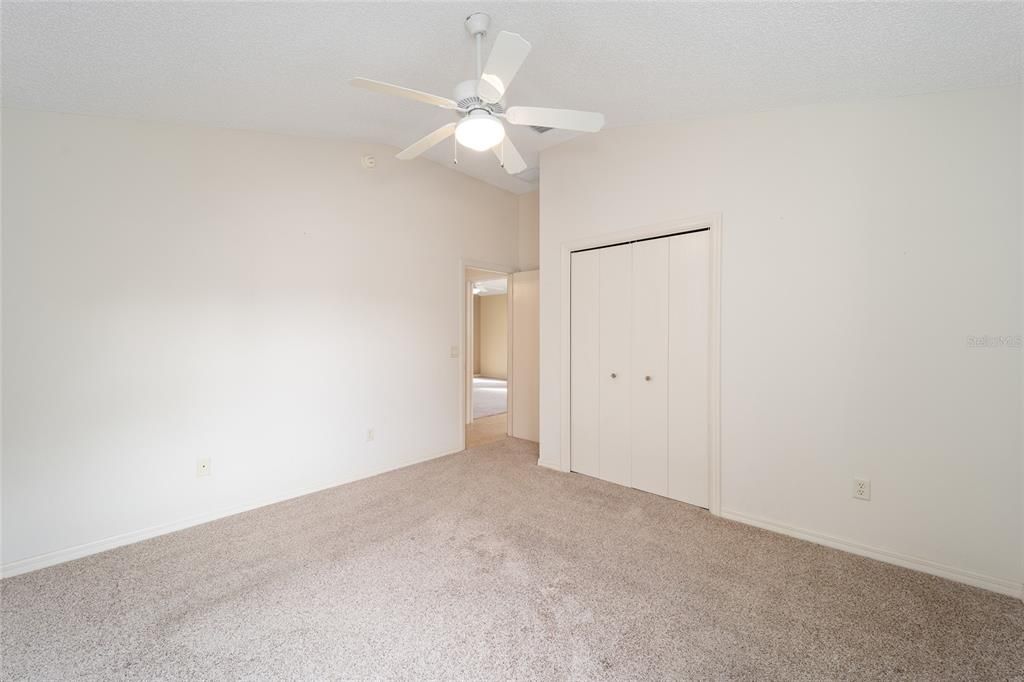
[558,214,723,516]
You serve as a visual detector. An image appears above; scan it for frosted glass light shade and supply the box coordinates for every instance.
[455,113,505,151]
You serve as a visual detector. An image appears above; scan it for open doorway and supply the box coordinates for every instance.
[465,267,510,448]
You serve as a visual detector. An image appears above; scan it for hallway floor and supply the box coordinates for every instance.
[472,376,507,419]
[466,413,508,448]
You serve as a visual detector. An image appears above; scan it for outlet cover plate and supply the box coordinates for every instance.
[853,478,870,501]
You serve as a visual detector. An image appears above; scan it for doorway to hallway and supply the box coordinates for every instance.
[465,268,510,448]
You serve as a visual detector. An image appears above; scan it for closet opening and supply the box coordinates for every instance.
[564,217,721,513]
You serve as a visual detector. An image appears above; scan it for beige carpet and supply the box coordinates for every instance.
[2,437,1022,680]
[466,413,508,448]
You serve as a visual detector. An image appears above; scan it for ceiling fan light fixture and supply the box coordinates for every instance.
[352,17,604,175]
[455,111,505,151]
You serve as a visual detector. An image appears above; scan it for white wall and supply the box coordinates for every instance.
[473,295,481,376]
[517,191,539,271]
[1019,82,1024,588]
[511,270,539,442]
[2,109,519,573]
[539,86,1023,595]
[478,293,508,380]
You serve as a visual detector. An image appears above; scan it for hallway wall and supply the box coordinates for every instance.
[479,294,508,379]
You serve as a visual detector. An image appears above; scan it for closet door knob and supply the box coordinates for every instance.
[645,375,652,382]
[610,372,617,379]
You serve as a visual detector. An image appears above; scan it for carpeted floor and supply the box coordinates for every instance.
[2,437,1022,680]
[472,376,507,418]
[466,413,508,448]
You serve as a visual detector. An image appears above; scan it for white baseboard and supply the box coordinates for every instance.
[1,448,460,579]
[721,508,1023,600]
[537,459,563,472]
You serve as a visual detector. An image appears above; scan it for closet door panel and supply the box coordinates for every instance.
[570,250,600,477]
[668,232,711,507]
[598,244,632,486]
[630,239,670,496]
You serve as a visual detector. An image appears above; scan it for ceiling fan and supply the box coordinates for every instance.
[351,12,605,175]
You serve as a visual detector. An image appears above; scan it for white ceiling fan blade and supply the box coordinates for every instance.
[493,137,527,175]
[396,123,457,160]
[506,106,605,133]
[478,32,532,104]
[350,77,457,110]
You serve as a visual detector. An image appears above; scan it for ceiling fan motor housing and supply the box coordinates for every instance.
[453,79,505,113]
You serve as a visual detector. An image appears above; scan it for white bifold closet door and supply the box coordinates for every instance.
[668,232,710,507]
[630,239,669,496]
[570,249,600,478]
[598,244,631,486]
[570,230,710,508]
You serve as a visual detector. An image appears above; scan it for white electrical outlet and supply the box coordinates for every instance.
[197,457,211,477]
[367,428,375,442]
[853,478,870,501]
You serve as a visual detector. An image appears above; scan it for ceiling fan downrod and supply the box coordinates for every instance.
[465,12,490,80]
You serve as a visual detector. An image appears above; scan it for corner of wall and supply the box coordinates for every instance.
[1019,80,1024,601]
[517,190,540,272]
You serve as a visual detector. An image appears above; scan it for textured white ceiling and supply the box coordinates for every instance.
[3,2,1022,194]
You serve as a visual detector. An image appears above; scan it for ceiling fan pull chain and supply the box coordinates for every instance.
[453,133,458,166]
[500,138,505,168]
